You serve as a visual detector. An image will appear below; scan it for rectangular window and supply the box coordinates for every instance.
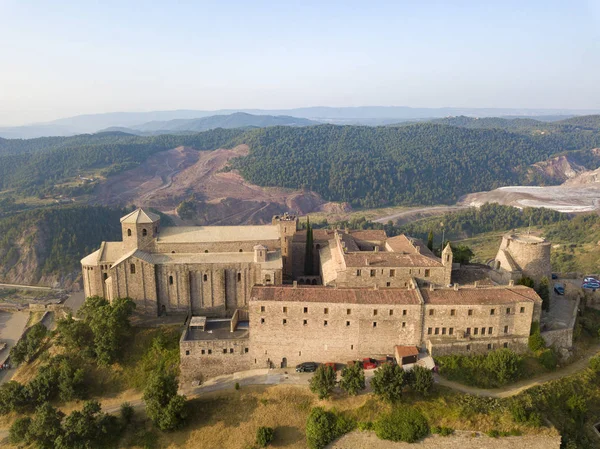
[487,343,492,350]
[283,319,287,325]
[503,342,508,348]
[441,327,446,335]
[346,321,350,327]
[481,327,485,335]
[451,309,456,316]
[429,309,434,316]
[351,345,354,350]
[402,322,406,328]
[425,269,430,277]
[185,350,190,356]
[504,325,509,334]
[468,309,473,316]
[449,327,454,335]
[303,319,308,326]
[474,328,478,335]
[130,264,136,274]
[390,269,395,277]
[304,307,308,313]
[434,327,439,335]
[373,309,378,316]
[427,327,432,335]
[386,282,391,287]
[260,318,265,324]
[372,322,377,328]
[389,309,393,316]
[223,348,227,354]
[324,320,328,326]
[403,309,407,316]
[466,327,471,335]
[466,345,471,351]
[260,306,265,312]
[245,348,249,353]
[520,307,525,313]
[201,349,205,355]
[283,307,287,313]
[208,349,212,354]
[347,308,351,315]
[490,308,495,315]
[370,269,376,277]
[506,307,511,314]
[324,308,329,314]
[356,269,361,276]
[237,272,241,282]
[489,327,493,335]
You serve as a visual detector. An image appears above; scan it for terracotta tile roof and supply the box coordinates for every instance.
[386,234,437,258]
[120,208,160,224]
[349,230,387,241]
[292,229,335,243]
[395,345,419,358]
[251,286,421,305]
[422,286,541,305]
[343,252,443,268]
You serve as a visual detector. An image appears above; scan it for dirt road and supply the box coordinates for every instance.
[373,205,467,224]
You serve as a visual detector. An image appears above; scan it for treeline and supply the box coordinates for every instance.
[230,123,600,207]
[0,128,245,195]
[0,206,127,281]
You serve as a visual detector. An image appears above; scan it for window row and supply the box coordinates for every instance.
[185,347,250,356]
[260,306,409,316]
[260,317,407,328]
[356,268,430,278]
[428,306,525,316]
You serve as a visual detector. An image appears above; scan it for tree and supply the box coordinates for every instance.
[484,349,522,384]
[427,230,434,251]
[536,277,551,312]
[0,380,28,414]
[339,363,365,396]
[371,363,407,403]
[528,321,546,352]
[566,394,587,426]
[10,322,47,364]
[9,416,32,445]
[27,402,65,449]
[517,276,535,288]
[304,216,314,275]
[55,313,94,357]
[256,426,275,447]
[309,365,336,399]
[408,365,434,396]
[120,402,134,424]
[451,245,474,264]
[143,370,187,431]
[305,407,353,449]
[374,407,429,443]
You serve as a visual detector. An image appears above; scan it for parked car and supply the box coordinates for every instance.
[551,273,558,280]
[554,283,565,295]
[295,362,318,373]
[584,276,598,283]
[324,362,337,372]
[582,281,600,291]
[362,358,378,370]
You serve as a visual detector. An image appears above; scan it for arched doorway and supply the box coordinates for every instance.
[281,357,287,368]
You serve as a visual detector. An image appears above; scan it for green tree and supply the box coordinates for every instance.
[0,380,28,414]
[27,402,65,449]
[305,407,354,449]
[9,416,32,445]
[536,277,551,312]
[256,426,275,447]
[528,322,546,352]
[374,407,430,443]
[55,313,95,357]
[339,363,365,396]
[484,349,522,384]
[10,322,47,364]
[427,230,434,251]
[371,363,407,403]
[143,371,187,431]
[120,402,134,425]
[304,216,314,275]
[408,365,434,396]
[517,276,535,288]
[309,365,336,399]
[566,394,587,426]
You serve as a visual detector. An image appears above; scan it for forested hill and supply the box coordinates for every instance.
[0,206,129,286]
[230,123,600,207]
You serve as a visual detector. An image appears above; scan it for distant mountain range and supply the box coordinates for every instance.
[2,106,600,138]
[101,112,319,135]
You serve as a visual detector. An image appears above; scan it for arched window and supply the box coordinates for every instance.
[130,264,136,274]
[169,275,174,285]
[142,229,147,236]
[127,229,132,237]
[204,250,208,253]
[103,273,108,281]
[239,249,243,252]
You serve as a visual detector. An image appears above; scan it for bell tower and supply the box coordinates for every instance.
[121,208,161,253]
[442,243,453,285]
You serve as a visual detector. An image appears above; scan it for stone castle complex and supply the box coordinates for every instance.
[82,209,543,381]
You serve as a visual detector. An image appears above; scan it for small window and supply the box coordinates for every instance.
[303,319,308,326]
[204,250,208,253]
[373,309,378,316]
[283,307,287,313]
[474,328,479,335]
[442,327,446,335]
[303,307,308,313]
[434,327,439,335]
[370,269,376,277]
[324,320,328,326]
[449,327,454,335]
[239,249,243,252]
[127,229,132,237]
[230,348,234,353]
[169,275,173,285]
[487,343,492,350]
[520,307,525,313]
[347,308,351,315]
[466,344,471,351]
[386,282,391,287]
[424,269,430,277]
[324,308,329,314]
[466,327,471,334]
[429,309,434,316]
[185,350,190,356]
[490,308,495,315]
[488,327,493,335]
[468,309,473,316]
[504,325,509,334]
[283,319,287,325]
[506,307,511,314]
[402,309,407,316]
[390,269,395,277]
[201,349,205,355]
[372,322,377,328]
[346,321,350,327]
[402,322,406,328]
[428,327,432,335]
[260,318,265,324]
[350,344,354,350]
[142,228,147,236]
[203,274,208,282]
[223,348,227,354]
[389,309,393,316]
[260,306,265,312]
[238,272,242,282]
[503,342,509,348]
[244,348,249,353]
[356,269,361,276]
[451,309,456,316]
[208,349,212,355]
[130,264,136,274]
[481,327,486,335]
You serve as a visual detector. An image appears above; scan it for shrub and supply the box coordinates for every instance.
[589,355,600,373]
[256,426,274,447]
[357,421,373,431]
[487,429,500,438]
[374,407,429,443]
[371,363,407,403]
[9,416,32,445]
[121,402,134,424]
[10,322,47,364]
[484,349,522,384]
[235,382,240,390]
[0,381,29,415]
[309,365,336,399]
[528,322,546,352]
[538,349,558,370]
[305,407,355,449]
[340,363,365,396]
[409,365,434,396]
[143,371,187,431]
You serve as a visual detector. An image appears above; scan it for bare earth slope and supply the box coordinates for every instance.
[95,145,331,224]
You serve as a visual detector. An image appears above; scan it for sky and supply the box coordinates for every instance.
[1,0,599,126]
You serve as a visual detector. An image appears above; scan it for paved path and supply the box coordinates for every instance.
[0,283,53,291]
[0,311,29,384]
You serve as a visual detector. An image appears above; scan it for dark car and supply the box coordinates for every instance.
[551,273,558,280]
[554,283,565,295]
[296,362,318,373]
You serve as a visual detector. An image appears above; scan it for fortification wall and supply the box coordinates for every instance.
[504,235,552,283]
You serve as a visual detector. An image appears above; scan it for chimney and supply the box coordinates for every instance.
[374,246,379,253]
[293,281,298,288]
[365,259,370,266]
[429,283,435,291]
[474,281,479,288]
[509,280,515,287]
[453,283,459,291]
[415,245,421,254]
[374,284,379,290]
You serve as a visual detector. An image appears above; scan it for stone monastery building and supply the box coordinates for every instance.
[82,208,542,381]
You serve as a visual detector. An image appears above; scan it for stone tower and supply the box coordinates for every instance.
[492,234,551,285]
[272,213,298,279]
[441,243,453,285]
[121,208,161,253]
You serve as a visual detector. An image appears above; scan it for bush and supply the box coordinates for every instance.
[256,426,275,447]
[305,407,355,449]
[408,365,434,396]
[371,363,407,403]
[9,416,32,444]
[121,402,134,424]
[528,322,546,352]
[340,363,365,396]
[309,365,336,399]
[538,349,558,370]
[484,349,522,384]
[10,322,47,364]
[589,355,600,373]
[235,382,240,390]
[487,429,500,438]
[0,381,29,415]
[432,426,454,436]
[143,371,187,431]
[374,407,429,443]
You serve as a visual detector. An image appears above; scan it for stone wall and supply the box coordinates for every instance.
[155,239,280,255]
[335,266,448,289]
[109,255,158,315]
[428,336,529,356]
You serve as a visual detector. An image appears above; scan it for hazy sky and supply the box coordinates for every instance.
[1,0,599,126]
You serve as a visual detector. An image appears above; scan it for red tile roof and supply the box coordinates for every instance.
[343,253,443,268]
[422,286,541,305]
[395,345,419,358]
[251,286,421,305]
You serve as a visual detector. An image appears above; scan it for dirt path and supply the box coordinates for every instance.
[373,205,467,224]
